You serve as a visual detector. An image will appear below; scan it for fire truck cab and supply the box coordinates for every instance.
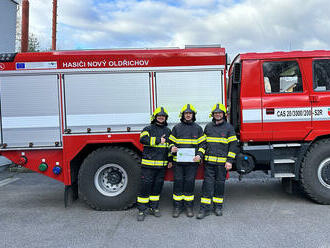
[228,50,330,204]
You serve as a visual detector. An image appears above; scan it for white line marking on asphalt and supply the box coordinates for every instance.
[0,178,20,187]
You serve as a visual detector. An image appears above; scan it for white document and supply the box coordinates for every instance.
[176,148,195,162]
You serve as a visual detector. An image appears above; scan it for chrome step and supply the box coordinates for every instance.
[274,173,295,178]
[274,159,295,164]
[272,143,301,148]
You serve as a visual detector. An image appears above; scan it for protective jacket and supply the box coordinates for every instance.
[140,123,171,168]
[169,121,206,163]
[202,120,239,165]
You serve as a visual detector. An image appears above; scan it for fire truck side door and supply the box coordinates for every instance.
[310,58,330,132]
[261,60,312,141]
[239,60,266,142]
[154,70,224,128]
[0,75,61,147]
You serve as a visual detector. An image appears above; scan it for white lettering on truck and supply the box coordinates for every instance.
[63,60,150,68]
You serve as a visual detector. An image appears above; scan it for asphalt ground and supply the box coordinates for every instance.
[1,170,330,248]
[0,156,12,172]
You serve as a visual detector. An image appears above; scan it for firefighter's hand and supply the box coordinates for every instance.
[225,162,232,170]
[193,155,201,162]
[167,162,173,168]
[171,146,178,153]
[160,135,166,144]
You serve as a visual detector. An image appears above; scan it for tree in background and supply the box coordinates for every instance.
[15,3,41,52]
[27,33,40,52]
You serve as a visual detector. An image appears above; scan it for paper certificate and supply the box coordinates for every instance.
[176,148,195,162]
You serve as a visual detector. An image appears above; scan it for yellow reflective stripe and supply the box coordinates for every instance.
[140,131,149,138]
[150,137,156,146]
[141,159,168,166]
[169,135,177,143]
[206,137,228,144]
[145,143,169,148]
[197,135,206,144]
[205,155,227,163]
[176,138,198,144]
[228,152,236,158]
[228,136,238,142]
[201,197,211,204]
[198,147,205,154]
[183,195,194,201]
[213,197,223,203]
[137,197,149,203]
[149,195,160,201]
[173,156,177,161]
[173,194,184,201]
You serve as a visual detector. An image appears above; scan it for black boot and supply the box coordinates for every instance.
[214,206,223,216]
[172,208,183,218]
[137,210,146,221]
[196,209,210,219]
[149,208,161,217]
[186,207,194,217]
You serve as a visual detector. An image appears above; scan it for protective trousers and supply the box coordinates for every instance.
[137,167,166,211]
[173,164,198,209]
[200,164,226,210]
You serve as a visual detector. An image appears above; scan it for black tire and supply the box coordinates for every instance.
[78,146,140,210]
[300,139,330,204]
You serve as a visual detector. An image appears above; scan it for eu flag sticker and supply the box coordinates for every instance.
[16,63,25,69]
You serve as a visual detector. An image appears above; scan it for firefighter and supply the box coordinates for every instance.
[196,103,239,219]
[137,107,172,221]
[169,104,206,218]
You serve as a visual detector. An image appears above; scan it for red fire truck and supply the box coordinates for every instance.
[0,46,329,209]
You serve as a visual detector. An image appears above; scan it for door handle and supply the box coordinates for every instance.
[266,108,275,115]
[309,95,320,103]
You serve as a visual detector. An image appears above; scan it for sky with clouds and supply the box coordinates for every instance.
[20,0,330,59]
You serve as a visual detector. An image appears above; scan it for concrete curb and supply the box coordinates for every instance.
[0,163,11,173]
[8,164,34,173]
[0,156,13,172]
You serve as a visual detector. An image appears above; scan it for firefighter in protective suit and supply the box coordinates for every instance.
[137,107,172,221]
[169,104,206,218]
[197,103,239,219]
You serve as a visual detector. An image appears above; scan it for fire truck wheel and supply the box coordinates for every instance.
[300,139,330,204]
[78,146,140,210]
